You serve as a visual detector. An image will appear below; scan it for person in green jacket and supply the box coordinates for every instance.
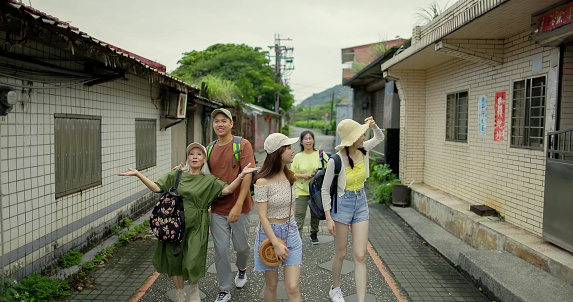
[119,142,259,302]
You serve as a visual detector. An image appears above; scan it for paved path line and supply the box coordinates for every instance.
[367,242,408,302]
[128,271,160,302]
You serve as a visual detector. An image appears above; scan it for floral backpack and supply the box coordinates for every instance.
[150,169,185,255]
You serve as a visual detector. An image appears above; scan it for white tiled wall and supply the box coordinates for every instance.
[394,31,556,236]
[0,42,173,276]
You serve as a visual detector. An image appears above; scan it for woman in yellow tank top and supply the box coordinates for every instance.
[320,116,384,302]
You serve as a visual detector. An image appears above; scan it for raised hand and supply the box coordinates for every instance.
[364,116,377,128]
[172,162,184,170]
[241,162,261,176]
[118,168,139,177]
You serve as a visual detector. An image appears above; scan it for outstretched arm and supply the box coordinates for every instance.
[221,163,260,196]
[118,168,161,193]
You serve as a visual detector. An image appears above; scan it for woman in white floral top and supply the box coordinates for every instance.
[253,133,303,302]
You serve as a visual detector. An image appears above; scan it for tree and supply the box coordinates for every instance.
[172,43,294,112]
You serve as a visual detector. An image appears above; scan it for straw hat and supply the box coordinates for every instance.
[335,119,372,149]
[264,133,299,154]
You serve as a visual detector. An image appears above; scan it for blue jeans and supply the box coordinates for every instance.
[254,218,303,271]
[330,189,369,225]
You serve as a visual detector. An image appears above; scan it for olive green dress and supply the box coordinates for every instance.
[153,170,227,283]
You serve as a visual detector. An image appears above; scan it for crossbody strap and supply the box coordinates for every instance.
[258,182,294,244]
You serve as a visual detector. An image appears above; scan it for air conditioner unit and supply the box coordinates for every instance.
[166,92,187,119]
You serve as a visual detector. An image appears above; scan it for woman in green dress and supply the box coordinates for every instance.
[119,142,259,302]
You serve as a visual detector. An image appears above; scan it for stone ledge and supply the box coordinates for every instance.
[410,183,573,286]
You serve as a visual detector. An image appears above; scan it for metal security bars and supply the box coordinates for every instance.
[55,114,102,198]
[445,91,468,142]
[547,126,573,162]
[135,119,156,170]
[511,76,546,149]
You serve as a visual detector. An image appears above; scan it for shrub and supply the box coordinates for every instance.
[369,162,401,204]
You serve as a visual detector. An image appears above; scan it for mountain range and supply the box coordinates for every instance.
[296,85,351,107]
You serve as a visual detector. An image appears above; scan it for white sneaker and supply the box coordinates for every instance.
[235,268,248,288]
[175,289,186,302]
[214,291,231,302]
[329,286,345,302]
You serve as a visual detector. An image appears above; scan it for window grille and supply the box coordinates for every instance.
[511,76,546,149]
[445,91,468,142]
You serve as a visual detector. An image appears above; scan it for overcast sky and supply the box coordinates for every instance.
[29,0,452,104]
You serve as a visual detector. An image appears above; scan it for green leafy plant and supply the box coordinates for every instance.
[370,163,393,183]
[110,223,121,236]
[124,217,133,228]
[82,261,95,270]
[93,254,106,263]
[1,277,27,302]
[6,218,151,301]
[16,274,70,301]
[369,162,401,204]
[59,250,83,269]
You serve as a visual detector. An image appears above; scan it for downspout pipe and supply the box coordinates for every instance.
[0,127,4,284]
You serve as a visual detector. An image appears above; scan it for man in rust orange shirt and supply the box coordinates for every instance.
[207,108,255,302]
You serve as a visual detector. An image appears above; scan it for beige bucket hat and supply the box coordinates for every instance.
[335,119,372,149]
[264,133,299,154]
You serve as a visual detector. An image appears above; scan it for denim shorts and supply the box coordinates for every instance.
[253,218,302,271]
[330,189,369,225]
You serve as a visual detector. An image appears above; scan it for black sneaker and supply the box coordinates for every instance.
[310,233,319,245]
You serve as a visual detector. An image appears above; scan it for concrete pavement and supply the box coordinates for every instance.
[64,126,573,302]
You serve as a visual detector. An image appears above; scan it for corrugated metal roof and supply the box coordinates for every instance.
[5,0,198,93]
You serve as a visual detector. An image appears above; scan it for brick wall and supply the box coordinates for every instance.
[0,40,173,277]
[400,31,555,235]
[390,70,427,183]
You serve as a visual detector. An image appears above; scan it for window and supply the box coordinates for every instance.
[511,76,546,149]
[135,119,156,169]
[55,114,102,198]
[445,91,468,142]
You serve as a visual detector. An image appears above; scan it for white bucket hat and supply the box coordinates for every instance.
[264,133,299,154]
[335,119,371,149]
[185,142,211,174]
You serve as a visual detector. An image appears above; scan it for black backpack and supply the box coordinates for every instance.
[206,136,257,195]
[150,169,185,256]
[308,154,342,220]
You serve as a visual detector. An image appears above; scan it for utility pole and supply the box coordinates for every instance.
[307,101,311,128]
[329,90,335,135]
[269,34,294,113]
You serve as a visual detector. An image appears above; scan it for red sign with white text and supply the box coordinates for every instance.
[494,92,506,142]
[538,2,573,33]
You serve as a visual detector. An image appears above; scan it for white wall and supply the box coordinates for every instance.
[0,41,173,277]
